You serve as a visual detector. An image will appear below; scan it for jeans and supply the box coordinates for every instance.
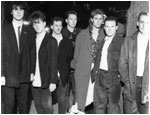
[31,87,53,114]
[94,69,121,114]
[135,77,149,114]
[57,77,69,114]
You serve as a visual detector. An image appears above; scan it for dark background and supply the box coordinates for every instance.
[1,1,131,29]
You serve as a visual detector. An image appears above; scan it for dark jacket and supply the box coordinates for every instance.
[119,31,149,102]
[51,36,73,86]
[2,23,35,87]
[31,33,58,88]
[92,34,124,76]
[62,27,82,62]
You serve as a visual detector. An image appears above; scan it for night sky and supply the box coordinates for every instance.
[1,1,131,29]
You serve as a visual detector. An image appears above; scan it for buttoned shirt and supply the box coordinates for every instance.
[32,31,46,87]
[100,36,114,70]
[12,21,22,52]
[137,32,149,76]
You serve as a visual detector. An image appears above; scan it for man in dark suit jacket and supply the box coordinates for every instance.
[92,16,124,114]
[50,16,73,114]
[30,11,58,114]
[1,2,35,114]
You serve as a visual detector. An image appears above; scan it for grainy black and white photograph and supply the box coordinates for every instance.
[1,1,149,114]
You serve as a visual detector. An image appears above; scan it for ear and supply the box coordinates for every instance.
[44,22,46,27]
[137,21,139,27]
[50,25,53,30]
[65,19,68,23]
[90,18,93,23]
[116,25,118,30]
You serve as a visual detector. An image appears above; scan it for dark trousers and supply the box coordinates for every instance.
[135,77,149,114]
[31,87,53,114]
[123,77,149,114]
[94,69,121,114]
[1,83,30,114]
[69,72,76,105]
[57,77,69,114]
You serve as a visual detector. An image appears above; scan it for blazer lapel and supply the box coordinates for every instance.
[19,25,28,53]
[9,24,20,54]
[132,32,138,77]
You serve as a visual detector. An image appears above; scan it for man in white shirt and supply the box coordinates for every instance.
[30,11,58,114]
[51,17,73,114]
[1,2,35,113]
[119,11,149,114]
[92,16,124,113]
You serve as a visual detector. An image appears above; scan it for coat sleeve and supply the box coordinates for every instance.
[1,26,6,77]
[28,26,36,74]
[71,31,83,69]
[59,40,73,86]
[49,37,58,84]
[119,37,130,85]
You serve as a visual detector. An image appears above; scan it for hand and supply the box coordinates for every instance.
[30,73,34,82]
[1,76,6,86]
[49,83,56,92]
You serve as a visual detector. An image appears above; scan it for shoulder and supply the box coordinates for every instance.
[77,28,88,36]
[3,23,12,31]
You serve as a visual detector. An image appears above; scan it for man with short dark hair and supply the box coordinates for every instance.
[61,10,81,113]
[1,1,35,113]
[119,11,149,114]
[30,11,58,114]
[92,16,124,114]
[50,16,73,114]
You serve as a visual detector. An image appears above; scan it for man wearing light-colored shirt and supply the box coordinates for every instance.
[92,16,124,114]
[119,12,149,114]
[30,11,58,114]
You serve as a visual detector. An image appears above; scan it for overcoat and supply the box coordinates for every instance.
[119,31,149,103]
[72,27,105,111]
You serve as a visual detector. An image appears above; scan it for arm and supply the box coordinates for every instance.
[71,32,83,69]
[49,37,58,84]
[59,39,73,86]
[119,37,129,84]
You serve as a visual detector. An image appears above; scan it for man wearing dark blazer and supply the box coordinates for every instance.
[92,16,124,113]
[30,11,58,114]
[50,17,73,114]
[1,2,35,114]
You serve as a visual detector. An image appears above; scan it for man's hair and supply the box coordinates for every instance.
[138,11,149,21]
[104,16,118,26]
[30,11,46,23]
[66,10,77,19]
[89,8,106,30]
[90,9,105,19]
[11,1,27,11]
[51,17,64,25]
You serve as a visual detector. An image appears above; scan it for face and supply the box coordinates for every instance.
[91,14,104,28]
[66,14,77,28]
[33,19,46,34]
[51,21,63,35]
[104,20,118,37]
[12,6,24,21]
[137,15,149,34]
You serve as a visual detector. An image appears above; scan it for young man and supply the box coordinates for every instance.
[1,2,35,113]
[92,16,124,114]
[62,10,81,109]
[119,12,149,114]
[51,17,73,114]
[70,9,106,114]
[30,11,58,114]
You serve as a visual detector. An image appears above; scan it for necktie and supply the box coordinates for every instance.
[18,26,21,52]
